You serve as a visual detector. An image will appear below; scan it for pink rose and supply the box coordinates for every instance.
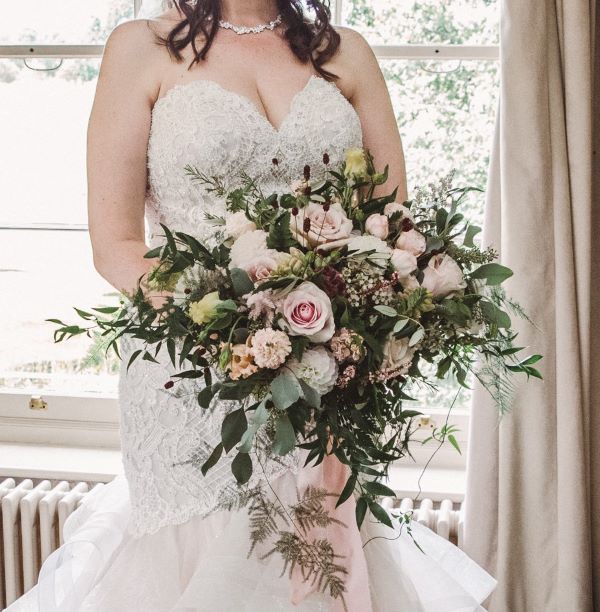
[421,254,466,298]
[279,281,335,343]
[245,251,283,283]
[390,249,417,277]
[291,202,353,250]
[396,229,426,256]
[384,202,413,220]
[365,214,389,240]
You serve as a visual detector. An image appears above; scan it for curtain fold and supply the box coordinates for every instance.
[463,1,597,610]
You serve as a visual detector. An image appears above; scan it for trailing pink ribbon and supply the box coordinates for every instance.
[290,451,373,611]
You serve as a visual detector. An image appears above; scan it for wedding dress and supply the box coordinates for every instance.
[6,73,496,612]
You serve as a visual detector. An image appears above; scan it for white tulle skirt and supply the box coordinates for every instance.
[6,471,495,612]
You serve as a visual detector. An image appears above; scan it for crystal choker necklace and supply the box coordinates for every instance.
[218,13,283,35]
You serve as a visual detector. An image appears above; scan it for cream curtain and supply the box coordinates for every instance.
[463,1,597,610]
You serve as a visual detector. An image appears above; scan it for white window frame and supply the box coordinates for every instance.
[0,0,498,469]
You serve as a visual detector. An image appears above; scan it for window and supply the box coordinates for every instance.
[0,1,499,464]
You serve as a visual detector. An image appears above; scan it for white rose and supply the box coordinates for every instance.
[381,335,415,372]
[396,229,426,257]
[291,202,353,251]
[229,230,268,269]
[390,249,417,277]
[347,235,392,266]
[287,345,339,396]
[421,253,467,298]
[225,211,257,240]
[384,202,413,220]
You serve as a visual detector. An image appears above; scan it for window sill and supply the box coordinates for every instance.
[0,442,465,501]
[0,442,123,483]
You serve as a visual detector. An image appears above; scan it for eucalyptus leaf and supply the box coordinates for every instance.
[221,408,248,452]
[230,268,254,297]
[201,443,223,476]
[374,305,398,317]
[463,224,482,248]
[480,300,511,328]
[231,452,253,484]
[272,413,296,456]
[393,318,408,333]
[299,380,321,409]
[409,327,425,347]
[271,370,302,410]
[470,263,513,285]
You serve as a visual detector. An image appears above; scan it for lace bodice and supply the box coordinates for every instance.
[119,74,363,537]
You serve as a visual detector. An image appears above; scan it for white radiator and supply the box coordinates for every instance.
[0,477,464,609]
[0,478,98,608]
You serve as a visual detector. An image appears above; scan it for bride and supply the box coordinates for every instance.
[7,1,496,610]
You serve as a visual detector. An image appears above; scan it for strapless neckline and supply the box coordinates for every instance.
[151,74,358,135]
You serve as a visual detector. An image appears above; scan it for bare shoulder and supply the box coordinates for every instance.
[334,25,377,65]
[104,19,158,55]
[328,25,381,98]
[100,17,176,99]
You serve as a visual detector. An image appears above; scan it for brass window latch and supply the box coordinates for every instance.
[29,395,48,411]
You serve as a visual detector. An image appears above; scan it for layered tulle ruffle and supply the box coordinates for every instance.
[7,471,495,612]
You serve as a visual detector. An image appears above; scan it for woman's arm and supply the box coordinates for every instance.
[87,20,166,303]
[330,27,408,202]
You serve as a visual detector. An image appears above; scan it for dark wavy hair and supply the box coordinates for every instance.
[157,0,340,80]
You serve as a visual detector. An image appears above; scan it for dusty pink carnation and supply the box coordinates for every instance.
[250,328,292,369]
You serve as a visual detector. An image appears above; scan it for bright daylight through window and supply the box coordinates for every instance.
[0,1,498,423]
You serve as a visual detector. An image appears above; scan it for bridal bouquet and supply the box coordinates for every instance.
[50,148,541,605]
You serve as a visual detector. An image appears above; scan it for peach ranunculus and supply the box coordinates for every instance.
[279,281,335,343]
[390,249,418,278]
[290,202,353,251]
[228,343,258,380]
[365,214,389,240]
[395,229,426,257]
[421,253,467,298]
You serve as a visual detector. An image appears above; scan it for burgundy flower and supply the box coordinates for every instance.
[321,265,346,297]
[401,218,414,232]
[322,152,330,165]
[303,218,312,233]
[292,207,299,216]
[272,157,279,165]
[323,202,331,212]
[303,164,311,180]
[164,380,174,389]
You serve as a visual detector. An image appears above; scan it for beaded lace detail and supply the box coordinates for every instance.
[120,74,363,537]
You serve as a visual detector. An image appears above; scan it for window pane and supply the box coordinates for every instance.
[384,58,498,412]
[0,58,102,226]
[342,0,499,46]
[0,1,133,45]
[0,228,119,394]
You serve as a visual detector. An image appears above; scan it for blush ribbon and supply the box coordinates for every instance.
[290,451,373,611]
